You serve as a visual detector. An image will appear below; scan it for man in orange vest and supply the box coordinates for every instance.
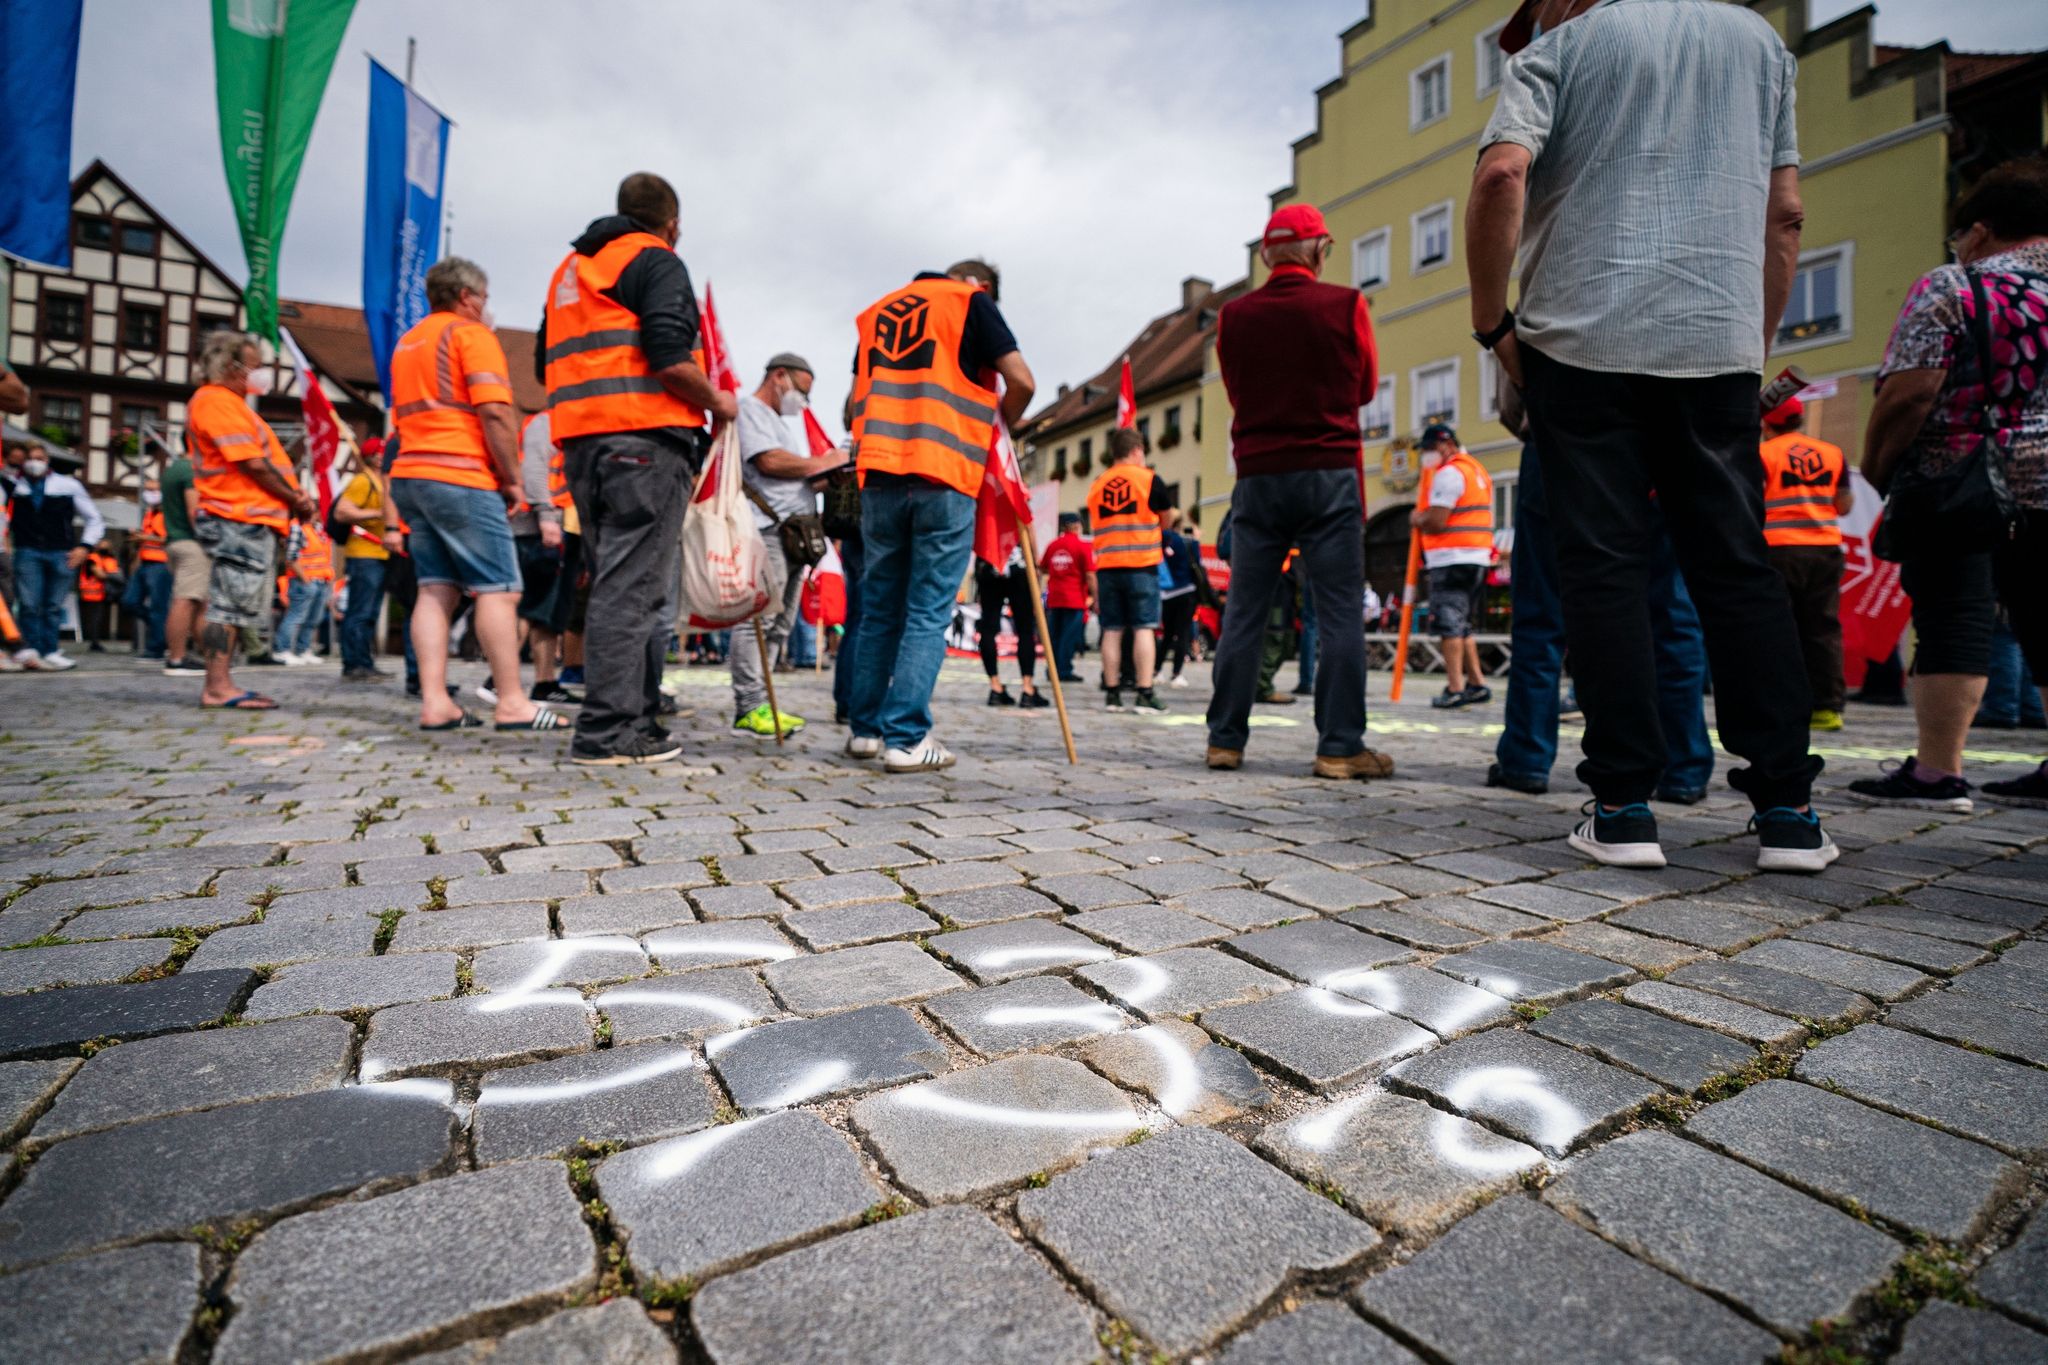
[539,172,736,766]
[1412,423,1496,709]
[1757,397,1853,731]
[1088,427,1172,714]
[388,257,559,734]
[187,329,314,709]
[843,260,1035,772]
[124,474,173,658]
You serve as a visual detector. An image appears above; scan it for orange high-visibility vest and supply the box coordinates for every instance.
[389,311,514,490]
[850,278,998,498]
[1419,450,1495,555]
[188,383,299,532]
[78,553,116,603]
[1088,462,1163,570]
[136,508,167,563]
[543,232,707,441]
[1759,432,1845,548]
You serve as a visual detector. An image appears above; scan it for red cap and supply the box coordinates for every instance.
[361,436,386,457]
[1764,396,1803,427]
[1501,0,1540,55]
[1262,204,1330,247]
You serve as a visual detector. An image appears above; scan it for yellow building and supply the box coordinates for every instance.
[1194,0,2039,592]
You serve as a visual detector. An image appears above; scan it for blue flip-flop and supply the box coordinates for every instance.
[421,712,482,731]
[202,690,277,711]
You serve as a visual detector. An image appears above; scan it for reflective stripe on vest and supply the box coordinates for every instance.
[137,509,168,562]
[1089,463,1162,570]
[1759,433,1845,548]
[850,279,998,498]
[1418,451,1495,554]
[544,232,707,440]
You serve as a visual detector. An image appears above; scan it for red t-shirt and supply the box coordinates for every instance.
[1040,532,1093,610]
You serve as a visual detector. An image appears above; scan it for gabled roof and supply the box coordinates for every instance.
[69,160,245,294]
[1019,278,1248,441]
[1875,42,2048,99]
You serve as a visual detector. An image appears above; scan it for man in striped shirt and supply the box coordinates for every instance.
[1465,0,1834,873]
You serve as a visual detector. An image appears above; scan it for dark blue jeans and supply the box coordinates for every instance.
[834,537,864,717]
[12,547,71,657]
[1048,606,1087,681]
[850,478,975,750]
[1980,620,2046,727]
[122,560,172,655]
[1495,441,1714,795]
[340,557,388,672]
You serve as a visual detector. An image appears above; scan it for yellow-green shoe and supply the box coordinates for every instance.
[733,704,805,737]
[1810,709,1844,732]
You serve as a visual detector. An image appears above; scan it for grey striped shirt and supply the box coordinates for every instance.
[1482,0,1800,377]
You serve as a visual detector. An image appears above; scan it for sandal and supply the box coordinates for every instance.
[495,709,567,732]
[421,712,482,731]
[202,691,277,711]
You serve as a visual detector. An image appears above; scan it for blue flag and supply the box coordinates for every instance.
[361,59,449,403]
[0,1,85,266]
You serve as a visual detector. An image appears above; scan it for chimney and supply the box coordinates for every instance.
[1181,275,1214,311]
[1058,382,1071,400]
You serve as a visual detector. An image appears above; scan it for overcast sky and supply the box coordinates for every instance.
[71,0,2048,426]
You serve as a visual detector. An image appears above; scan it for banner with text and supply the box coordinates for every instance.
[362,58,449,403]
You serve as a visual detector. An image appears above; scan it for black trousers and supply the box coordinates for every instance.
[975,562,1036,680]
[1161,591,1197,675]
[563,430,700,753]
[1521,345,1820,809]
[1901,515,2048,680]
[1768,544,1845,711]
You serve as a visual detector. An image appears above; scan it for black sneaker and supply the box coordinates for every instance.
[1104,688,1124,713]
[531,680,583,705]
[1749,807,1839,873]
[571,733,683,766]
[987,687,1016,707]
[1018,690,1050,710]
[1131,689,1168,714]
[161,657,205,676]
[1462,683,1494,704]
[658,691,680,717]
[1568,800,1667,869]
[1847,757,1973,813]
[1486,762,1548,795]
[1429,688,1468,710]
[1983,764,2048,810]
[245,653,285,667]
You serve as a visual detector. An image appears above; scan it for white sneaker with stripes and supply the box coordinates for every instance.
[883,735,956,773]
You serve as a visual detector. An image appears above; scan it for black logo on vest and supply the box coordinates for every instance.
[1096,474,1141,518]
[1782,442,1833,489]
[868,295,936,372]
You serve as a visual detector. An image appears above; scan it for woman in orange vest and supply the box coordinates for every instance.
[76,543,120,653]
[1087,426,1173,714]
[123,475,174,658]
[1411,423,1496,709]
[1757,397,1853,730]
[276,520,338,664]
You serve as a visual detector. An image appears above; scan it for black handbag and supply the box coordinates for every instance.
[820,466,861,541]
[1874,268,2027,563]
[743,484,829,570]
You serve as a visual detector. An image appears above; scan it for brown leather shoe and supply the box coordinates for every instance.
[1313,748,1395,780]
[1257,691,1295,705]
[1206,746,1243,770]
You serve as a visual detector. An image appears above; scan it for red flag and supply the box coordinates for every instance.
[296,359,341,525]
[1115,356,1136,429]
[802,407,837,457]
[699,284,742,435]
[975,412,1032,569]
[1837,472,1912,688]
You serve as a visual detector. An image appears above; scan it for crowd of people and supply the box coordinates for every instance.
[2,0,2042,868]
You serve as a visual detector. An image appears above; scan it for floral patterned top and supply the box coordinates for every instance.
[1876,241,2048,509]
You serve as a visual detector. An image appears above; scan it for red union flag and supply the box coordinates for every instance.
[283,330,340,523]
[1115,355,1136,429]
[1838,471,1911,687]
[801,407,837,457]
[975,412,1031,569]
[699,283,742,399]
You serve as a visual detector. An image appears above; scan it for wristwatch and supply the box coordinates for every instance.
[1473,310,1516,350]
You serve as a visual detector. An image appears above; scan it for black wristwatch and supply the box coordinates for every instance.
[1473,310,1516,350]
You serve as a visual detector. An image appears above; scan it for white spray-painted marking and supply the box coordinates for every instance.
[477,1047,701,1107]
[1320,969,1504,1037]
[980,1003,1127,1032]
[642,934,800,964]
[1105,956,1171,1005]
[476,940,644,1014]
[752,1059,852,1111]
[973,944,1115,971]
[353,1076,458,1105]
[592,987,763,1030]
[888,1086,1140,1133]
[641,1118,758,1181]
[1132,1025,1203,1118]
[1440,1065,1581,1161]
[1297,986,1391,1019]
[1292,1093,1374,1151]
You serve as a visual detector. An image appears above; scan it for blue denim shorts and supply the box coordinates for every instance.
[390,478,522,594]
[1096,566,1162,631]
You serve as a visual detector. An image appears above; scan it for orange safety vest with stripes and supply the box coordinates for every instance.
[389,311,515,491]
[1087,462,1163,570]
[1759,432,1845,548]
[849,278,998,499]
[1418,450,1495,555]
[136,508,167,563]
[188,383,300,533]
[543,232,708,441]
[77,552,117,603]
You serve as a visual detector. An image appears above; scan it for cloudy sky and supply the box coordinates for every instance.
[71,0,2048,424]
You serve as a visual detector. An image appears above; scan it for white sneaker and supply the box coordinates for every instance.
[13,649,41,671]
[1169,674,1188,689]
[40,650,77,672]
[474,682,499,706]
[0,653,19,673]
[845,735,883,760]
[884,735,956,773]
[281,651,308,667]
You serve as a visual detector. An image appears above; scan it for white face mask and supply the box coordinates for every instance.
[479,307,497,332]
[778,387,809,418]
[244,365,277,397]
[142,490,163,506]
[21,459,48,479]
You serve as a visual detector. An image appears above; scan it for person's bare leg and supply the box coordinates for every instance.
[532,628,559,685]
[1134,625,1157,691]
[1912,673,1989,776]
[413,584,464,726]
[1443,637,1467,693]
[1464,638,1485,689]
[473,591,539,724]
[199,622,266,706]
[166,597,199,662]
[1100,628,1124,694]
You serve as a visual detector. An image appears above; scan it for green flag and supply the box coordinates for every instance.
[211,0,356,341]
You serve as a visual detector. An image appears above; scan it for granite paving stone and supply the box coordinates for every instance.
[412,1299,677,1365]
[596,967,780,1045]
[556,890,697,938]
[896,860,1023,898]
[1796,1025,2048,1157]
[261,882,433,922]
[1214,1301,1421,1365]
[1844,905,2019,948]
[0,1057,76,1143]
[809,841,928,874]
[1950,958,2048,1013]
[1224,919,1415,984]
[1978,1207,2048,1329]
[1887,989,2048,1067]
[0,1084,455,1269]
[1164,888,1304,931]
[1539,921,1711,973]
[184,913,379,971]
[8,870,215,916]
[1905,886,2046,930]
[1892,1300,2048,1365]
[56,896,255,940]
[919,883,1066,926]
[854,1055,1140,1199]
[1202,988,1435,1091]
[1531,998,1758,1093]
[1068,903,1226,952]
[1470,881,1617,922]
[388,901,552,952]
[776,871,902,910]
[925,975,1129,1055]
[1620,980,1812,1047]
[1336,907,1487,951]
[1733,938,1936,1001]
[1353,1196,1779,1364]
[1384,1027,1663,1156]
[1609,901,1777,951]
[244,952,458,1019]
[1667,958,1876,1024]
[783,901,938,950]
[710,1003,949,1112]
[0,1242,203,1365]
[1076,947,1293,1020]
[1790,919,1992,975]
[1257,1089,1546,1239]
[641,919,798,969]
[1402,895,1551,938]
[474,937,650,993]
[500,842,623,874]
[601,862,717,894]
[1017,1128,1379,1355]
[1429,939,1632,1003]
[1321,963,1516,1038]
[1685,1079,2024,1242]
[215,1160,594,1365]
[444,870,590,906]
[928,918,1113,983]
[0,937,175,993]
[0,967,257,1060]
[1032,873,1154,912]
[475,1043,715,1163]
[763,940,964,1013]
[1262,870,1403,912]
[360,991,594,1080]
[1077,1019,1272,1124]
[691,1206,1098,1365]
[1543,1128,1904,1335]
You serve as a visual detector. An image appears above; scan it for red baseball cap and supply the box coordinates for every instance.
[1262,204,1330,247]
[1764,396,1804,427]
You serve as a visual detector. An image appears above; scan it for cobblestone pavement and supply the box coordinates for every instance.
[0,651,2044,1364]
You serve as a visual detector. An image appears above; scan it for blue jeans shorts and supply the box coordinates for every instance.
[390,478,522,594]
[1096,566,1162,631]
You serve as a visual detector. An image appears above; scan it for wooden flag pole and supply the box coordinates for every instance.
[1389,524,1423,703]
[1014,521,1079,765]
[752,616,786,746]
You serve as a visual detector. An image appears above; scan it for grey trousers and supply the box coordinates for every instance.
[1207,467,1368,756]
[730,533,803,717]
[563,429,700,753]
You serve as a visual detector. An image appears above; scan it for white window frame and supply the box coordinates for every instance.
[1412,357,1462,430]
[1351,227,1392,293]
[1409,53,1452,132]
[1411,199,1454,276]
[1775,241,1855,356]
[1477,347,1502,423]
[1359,378,1395,441]
[1475,23,1508,97]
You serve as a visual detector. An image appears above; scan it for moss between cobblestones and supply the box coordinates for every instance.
[860,1196,912,1225]
[372,909,403,954]
[1875,1242,1980,1316]
[1098,1318,1169,1365]
[2,933,73,951]
[1779,1322,1869,1365]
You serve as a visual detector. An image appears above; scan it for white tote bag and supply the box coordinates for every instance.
[678,420,771,630]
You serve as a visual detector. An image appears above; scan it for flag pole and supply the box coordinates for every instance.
[1015,520,1078,765]
[752,617,786,746]
[1390,524,1422,703]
